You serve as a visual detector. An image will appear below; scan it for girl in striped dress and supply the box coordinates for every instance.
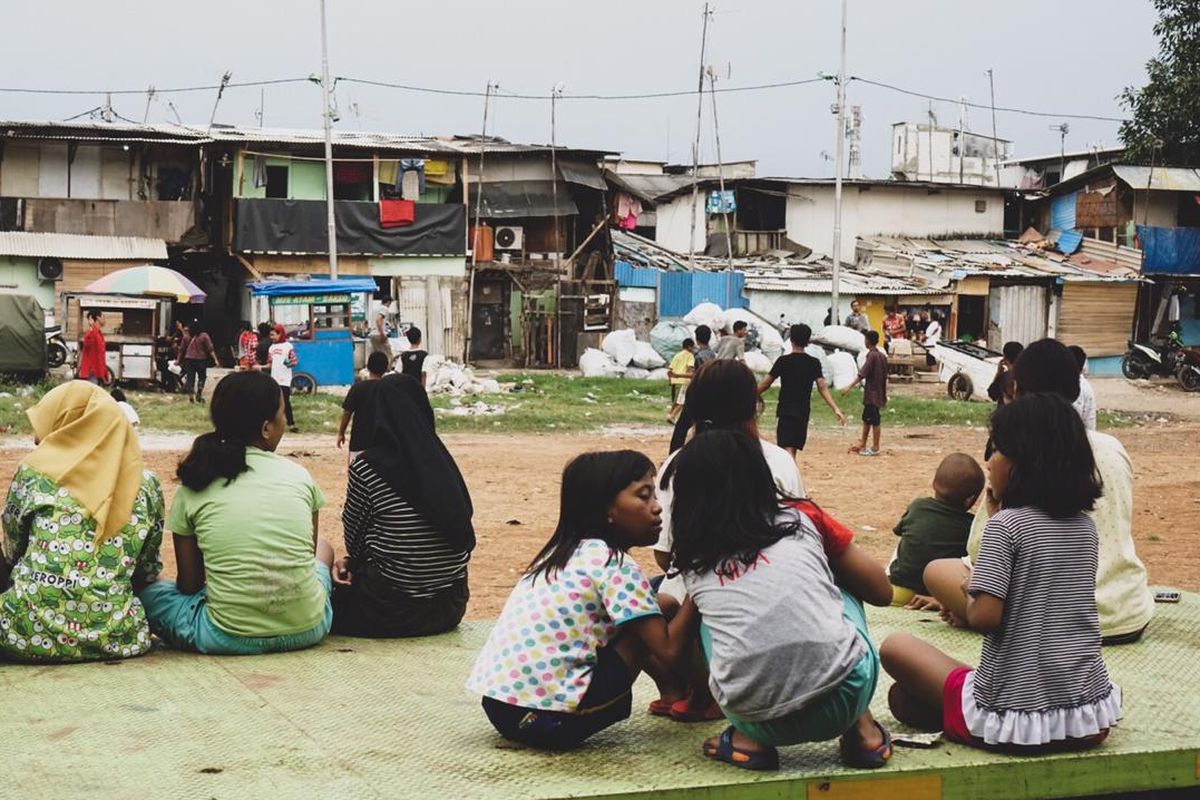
[880,393,1122,751]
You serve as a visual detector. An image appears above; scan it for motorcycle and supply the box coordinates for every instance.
[1122,331,1185,380]
[1177,346,1200,392]
[45,324,69,368]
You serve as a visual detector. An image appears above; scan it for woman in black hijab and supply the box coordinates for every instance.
[331,374,475,637]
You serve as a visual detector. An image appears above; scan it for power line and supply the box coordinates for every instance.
[338,76,827,101]
[0,77,311,96]
[850,76,1127,123]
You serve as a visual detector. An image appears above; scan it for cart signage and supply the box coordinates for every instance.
[75,295,159,310]
[271,293,352,306]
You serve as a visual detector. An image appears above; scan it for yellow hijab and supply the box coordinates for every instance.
[23,381,143,543]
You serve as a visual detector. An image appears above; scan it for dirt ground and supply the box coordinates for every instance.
[1,387,1197,619]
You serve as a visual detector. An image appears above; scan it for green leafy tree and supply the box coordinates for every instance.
[1120,0,1200,165]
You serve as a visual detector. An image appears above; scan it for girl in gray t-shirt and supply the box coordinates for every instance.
[668,429,896,771]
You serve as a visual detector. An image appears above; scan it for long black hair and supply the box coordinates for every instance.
[682,359,759,434]
[525,450,655,582]
[670,429,797,575]
[989,393,1102,518]
[1012,338,1080,402]
[177,371,282,491]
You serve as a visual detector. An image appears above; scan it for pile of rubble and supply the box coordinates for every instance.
[422,356,505,396]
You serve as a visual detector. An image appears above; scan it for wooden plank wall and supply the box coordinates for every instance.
[24,199,194,242]
[249,256,371,276]
[1056,282,1139,357]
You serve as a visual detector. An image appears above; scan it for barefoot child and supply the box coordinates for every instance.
[889,453,984,607]
[139,371,335,654]
[669,429,894,771]
[880,394,1121,751]
[842,329,887,456]
[467,450,697,750]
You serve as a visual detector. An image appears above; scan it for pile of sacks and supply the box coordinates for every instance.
[809,324,874,390]
[581,303,788,379]
[421,355,504,396]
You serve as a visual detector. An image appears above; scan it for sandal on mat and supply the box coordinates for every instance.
[647,698,675,717]
[704,726,780,771]
[839,721,893,769]
[670,698,725,722]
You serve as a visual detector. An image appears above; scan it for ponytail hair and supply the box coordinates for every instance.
[177,371,282,491]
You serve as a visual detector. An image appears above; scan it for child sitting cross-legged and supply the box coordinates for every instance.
[466,450,697,750]
[888,453,984,607]
[880,393,1122,752]
[668,428,895,771]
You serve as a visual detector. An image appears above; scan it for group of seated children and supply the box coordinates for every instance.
[469,345,1134,771]
[0,369,474,663]
[0,338,1142,774]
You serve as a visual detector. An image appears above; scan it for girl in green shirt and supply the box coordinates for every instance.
[140,371,335,654]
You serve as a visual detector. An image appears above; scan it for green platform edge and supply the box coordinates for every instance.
[1,591,1197,800]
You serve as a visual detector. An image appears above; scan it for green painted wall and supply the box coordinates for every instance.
[236,155,326,200]
[0,257,55,310]
[509,289,523,349]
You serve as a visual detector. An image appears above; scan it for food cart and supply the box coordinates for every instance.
[61,292,174,387]
[247,278,377,392]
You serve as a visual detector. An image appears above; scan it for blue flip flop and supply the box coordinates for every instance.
[839,721,893,769]
[704,726,780,771]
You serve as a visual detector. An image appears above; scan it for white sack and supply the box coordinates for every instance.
[804,344,832,382]
[725,308,785,362]
[631,340,667,369]
[646,367,669,381]
[649,320,693,363]
[682,302,726,334]
[601,329,638,366]
[624,366,651,380]
[744,350,773,375]
[826,351,859,390]
[580,348,626,378]
[813,324,867,354]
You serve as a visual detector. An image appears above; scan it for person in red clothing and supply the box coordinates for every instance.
[78,310,108,385]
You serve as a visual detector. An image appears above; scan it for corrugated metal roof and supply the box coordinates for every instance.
[0,232,167,260]
[604,171,701,203]
[1112,165,1200,192]
[857,236,1141,282]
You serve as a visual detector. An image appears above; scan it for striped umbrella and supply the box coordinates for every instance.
[82,265,206,303]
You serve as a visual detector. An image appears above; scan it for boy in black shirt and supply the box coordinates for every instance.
[338,350,389,464]
[399,326,428,386]
[756,324,846,456]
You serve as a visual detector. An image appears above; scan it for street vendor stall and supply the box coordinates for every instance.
[69,266,207,388]
[247,278,377,392]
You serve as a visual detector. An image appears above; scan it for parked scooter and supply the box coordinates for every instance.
[1177,346,1200,392]
[45,324,69,368]
[1122,330,1186,380]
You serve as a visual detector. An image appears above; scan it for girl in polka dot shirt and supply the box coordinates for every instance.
[467,450,698,750]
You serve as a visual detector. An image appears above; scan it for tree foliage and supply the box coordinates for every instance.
[1120,0,1200,165]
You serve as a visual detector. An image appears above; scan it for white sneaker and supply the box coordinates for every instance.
[859,448,879,457]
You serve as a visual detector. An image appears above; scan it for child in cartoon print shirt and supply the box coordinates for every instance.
[0,382,164,662]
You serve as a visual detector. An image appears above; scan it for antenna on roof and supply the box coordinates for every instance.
[166,100,183,125]
[101,93,115,123]
[143,86,156,124]
[1049,122,1070,178]
[207,71,233,133]
[255,88,265,127]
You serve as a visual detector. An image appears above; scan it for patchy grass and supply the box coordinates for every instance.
[0,374,1161,436]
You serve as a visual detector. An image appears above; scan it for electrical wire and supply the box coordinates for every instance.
[338,76,827,100]
[850,76,1127,123]
[0,77,311,96]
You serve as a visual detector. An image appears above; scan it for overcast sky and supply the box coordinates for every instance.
[1,1,1160,177]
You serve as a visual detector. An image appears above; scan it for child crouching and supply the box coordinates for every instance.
[669,429,894,771]
[466,450,697,750]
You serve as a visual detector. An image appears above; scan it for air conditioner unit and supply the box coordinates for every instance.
[494,225,524,251]
[37,257,64,282]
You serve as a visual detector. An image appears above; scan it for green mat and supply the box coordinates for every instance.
[1,595,1198,799]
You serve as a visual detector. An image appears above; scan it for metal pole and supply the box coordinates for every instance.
[987,69,1001,186]
[551,84,563,367]
[687,3,712,269]
[465,82,494,363]
[707,70,734,273]
[830,0,847,326]
[319,0,338,279]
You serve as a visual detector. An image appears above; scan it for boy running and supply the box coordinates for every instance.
[667,338,696,424]
[757,324,845,456]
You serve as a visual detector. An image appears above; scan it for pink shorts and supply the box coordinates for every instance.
[942,667,1110,753]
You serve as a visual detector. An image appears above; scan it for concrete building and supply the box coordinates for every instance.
[891,122,1011,186]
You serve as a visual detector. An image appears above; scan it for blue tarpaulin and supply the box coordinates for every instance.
[247,278,378,297]
[1137,226,1200,275]
[614,260,746,316]
[1051,192,1077,232]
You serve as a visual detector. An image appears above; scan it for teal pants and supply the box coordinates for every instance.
[140,562,333,655]
[701,589,879,746]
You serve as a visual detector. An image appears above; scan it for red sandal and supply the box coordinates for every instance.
[670,698,725,722]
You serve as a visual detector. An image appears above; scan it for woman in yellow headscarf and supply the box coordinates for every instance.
[0,380,165,661]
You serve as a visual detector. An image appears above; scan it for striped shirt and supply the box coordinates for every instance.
[970,506,1114,714]
[342,458,470,598]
